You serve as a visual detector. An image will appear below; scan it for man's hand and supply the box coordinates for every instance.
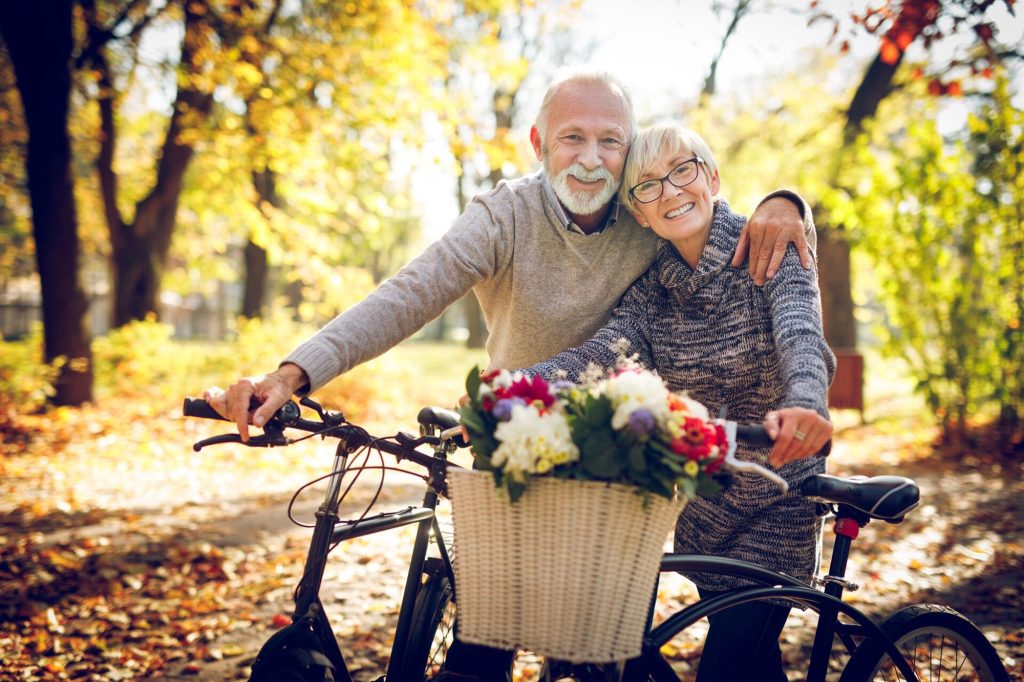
[204,363,309,443]
[763,407,832,468]
[732,196,812,285]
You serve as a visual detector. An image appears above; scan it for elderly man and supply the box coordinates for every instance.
[210,70,814,441]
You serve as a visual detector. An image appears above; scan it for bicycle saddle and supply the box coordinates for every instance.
[800,474,920,522]
[417,406,461,431]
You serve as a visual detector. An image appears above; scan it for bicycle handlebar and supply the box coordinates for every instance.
[183,397,828,456]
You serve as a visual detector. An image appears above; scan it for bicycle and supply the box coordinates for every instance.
[181,396,1010,682]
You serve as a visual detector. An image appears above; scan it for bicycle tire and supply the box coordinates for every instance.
[839,603,1009,682]
[395,560,455,680]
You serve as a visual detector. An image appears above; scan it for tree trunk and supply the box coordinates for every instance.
[816,225,856,350]
[95,4,214,327]
[0,0,93,405]
[242,240,268,319]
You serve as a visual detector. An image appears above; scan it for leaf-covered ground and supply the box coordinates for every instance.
[1,382,1021,681]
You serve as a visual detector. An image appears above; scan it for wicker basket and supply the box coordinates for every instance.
[447,468,685,663]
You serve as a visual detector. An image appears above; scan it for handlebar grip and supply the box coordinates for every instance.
[735,422,832,457]
[182,398,229,421]
[735,424,773,448]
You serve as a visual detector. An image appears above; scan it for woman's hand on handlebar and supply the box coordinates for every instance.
[204,363,309,443]
[764,407,832,468]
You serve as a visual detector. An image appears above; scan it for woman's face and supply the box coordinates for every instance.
[633,150,720,252]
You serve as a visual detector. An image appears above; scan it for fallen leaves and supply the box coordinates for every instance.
[1,390,1022,680]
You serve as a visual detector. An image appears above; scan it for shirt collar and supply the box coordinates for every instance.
[542,173,621,235]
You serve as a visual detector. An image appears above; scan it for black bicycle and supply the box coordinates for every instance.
[182,396,1009,682]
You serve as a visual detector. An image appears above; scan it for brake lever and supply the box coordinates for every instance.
[192,430,290,451]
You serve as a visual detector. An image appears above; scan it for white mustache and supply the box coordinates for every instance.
[563,164,613,183]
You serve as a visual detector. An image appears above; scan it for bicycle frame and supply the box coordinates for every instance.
[634,512,919,682]
[289,433,457,682]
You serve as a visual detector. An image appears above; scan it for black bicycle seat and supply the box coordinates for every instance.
[800,474,920,522]
[417,406,462,431]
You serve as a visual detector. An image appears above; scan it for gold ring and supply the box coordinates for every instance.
[794,430,807,442]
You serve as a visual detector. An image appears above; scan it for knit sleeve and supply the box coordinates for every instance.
[522,271,655,381]
[283,192,511,392]
[762,245,835,418]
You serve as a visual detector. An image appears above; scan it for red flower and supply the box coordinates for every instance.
[714,424,728,448]
[504,375,555,408]
[684,417,705,444]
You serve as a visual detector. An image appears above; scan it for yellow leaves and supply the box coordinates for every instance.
[232,61,263,89]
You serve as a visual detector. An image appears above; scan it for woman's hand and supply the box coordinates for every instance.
[204,363,308,443]
[763,407,831,467]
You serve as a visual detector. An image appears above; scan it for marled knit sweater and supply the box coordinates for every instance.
[527,201,836,589]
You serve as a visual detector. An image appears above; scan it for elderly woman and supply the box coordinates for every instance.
[525,124,836,680]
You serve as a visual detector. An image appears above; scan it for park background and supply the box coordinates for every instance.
[1,0,1022,679]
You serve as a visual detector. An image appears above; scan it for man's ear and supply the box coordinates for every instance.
[530,126,543,161]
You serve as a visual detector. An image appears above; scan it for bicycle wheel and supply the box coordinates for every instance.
[839,604,1009,682]
[396,558,456,680]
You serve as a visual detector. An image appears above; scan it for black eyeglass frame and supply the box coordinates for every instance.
[628,156,705,204]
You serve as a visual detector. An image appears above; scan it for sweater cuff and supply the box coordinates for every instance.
[282,340,343,394]
[759,189,806,219]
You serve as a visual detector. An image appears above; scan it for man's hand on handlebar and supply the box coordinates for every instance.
[204,363,309,443]
[763,407,832,468]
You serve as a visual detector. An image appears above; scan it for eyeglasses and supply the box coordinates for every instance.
[628,157,704,204]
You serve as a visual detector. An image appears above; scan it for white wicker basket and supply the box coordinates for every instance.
[447,468,685,663]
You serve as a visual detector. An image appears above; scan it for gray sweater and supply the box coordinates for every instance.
[285,171,660,391]
[527,202,836,588]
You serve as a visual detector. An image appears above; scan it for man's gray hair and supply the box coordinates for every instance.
[534,68,637,144]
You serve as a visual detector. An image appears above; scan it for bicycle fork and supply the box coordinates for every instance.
[289,441,354,680]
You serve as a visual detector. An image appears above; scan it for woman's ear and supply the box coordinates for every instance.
[709,169,721,196]
[632,210,648,228]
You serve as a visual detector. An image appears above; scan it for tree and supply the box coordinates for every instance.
[0,1,94,405]
[80,0,269,327]
[809,0,1021,349]
[831,73,1022,446]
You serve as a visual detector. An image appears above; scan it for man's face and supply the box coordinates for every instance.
[531,82,630,218]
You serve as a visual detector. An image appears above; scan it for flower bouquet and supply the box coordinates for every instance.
[446,365,733,662]
[458,365,732,502]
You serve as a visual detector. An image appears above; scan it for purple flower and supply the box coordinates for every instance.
[626,408,656,439]
[551,380,575,392]
[492,397,526,422]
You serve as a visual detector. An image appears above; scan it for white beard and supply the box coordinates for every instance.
[546,160,619,217]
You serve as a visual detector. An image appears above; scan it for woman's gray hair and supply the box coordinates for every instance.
[534,68,637,144]
[619,124,719,215]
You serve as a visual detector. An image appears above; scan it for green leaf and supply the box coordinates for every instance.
[581,433,622,478]
[465,366,482,408]
[678,477,697,498]
[696,476,724,498]
[507,478,526,503]
[627,443,647,474]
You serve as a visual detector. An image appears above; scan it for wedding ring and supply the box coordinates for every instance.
[794,430,807,442]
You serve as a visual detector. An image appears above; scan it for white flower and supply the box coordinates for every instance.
[492,404,579,481]
[603,369,671,430]
[677,394,710,421]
